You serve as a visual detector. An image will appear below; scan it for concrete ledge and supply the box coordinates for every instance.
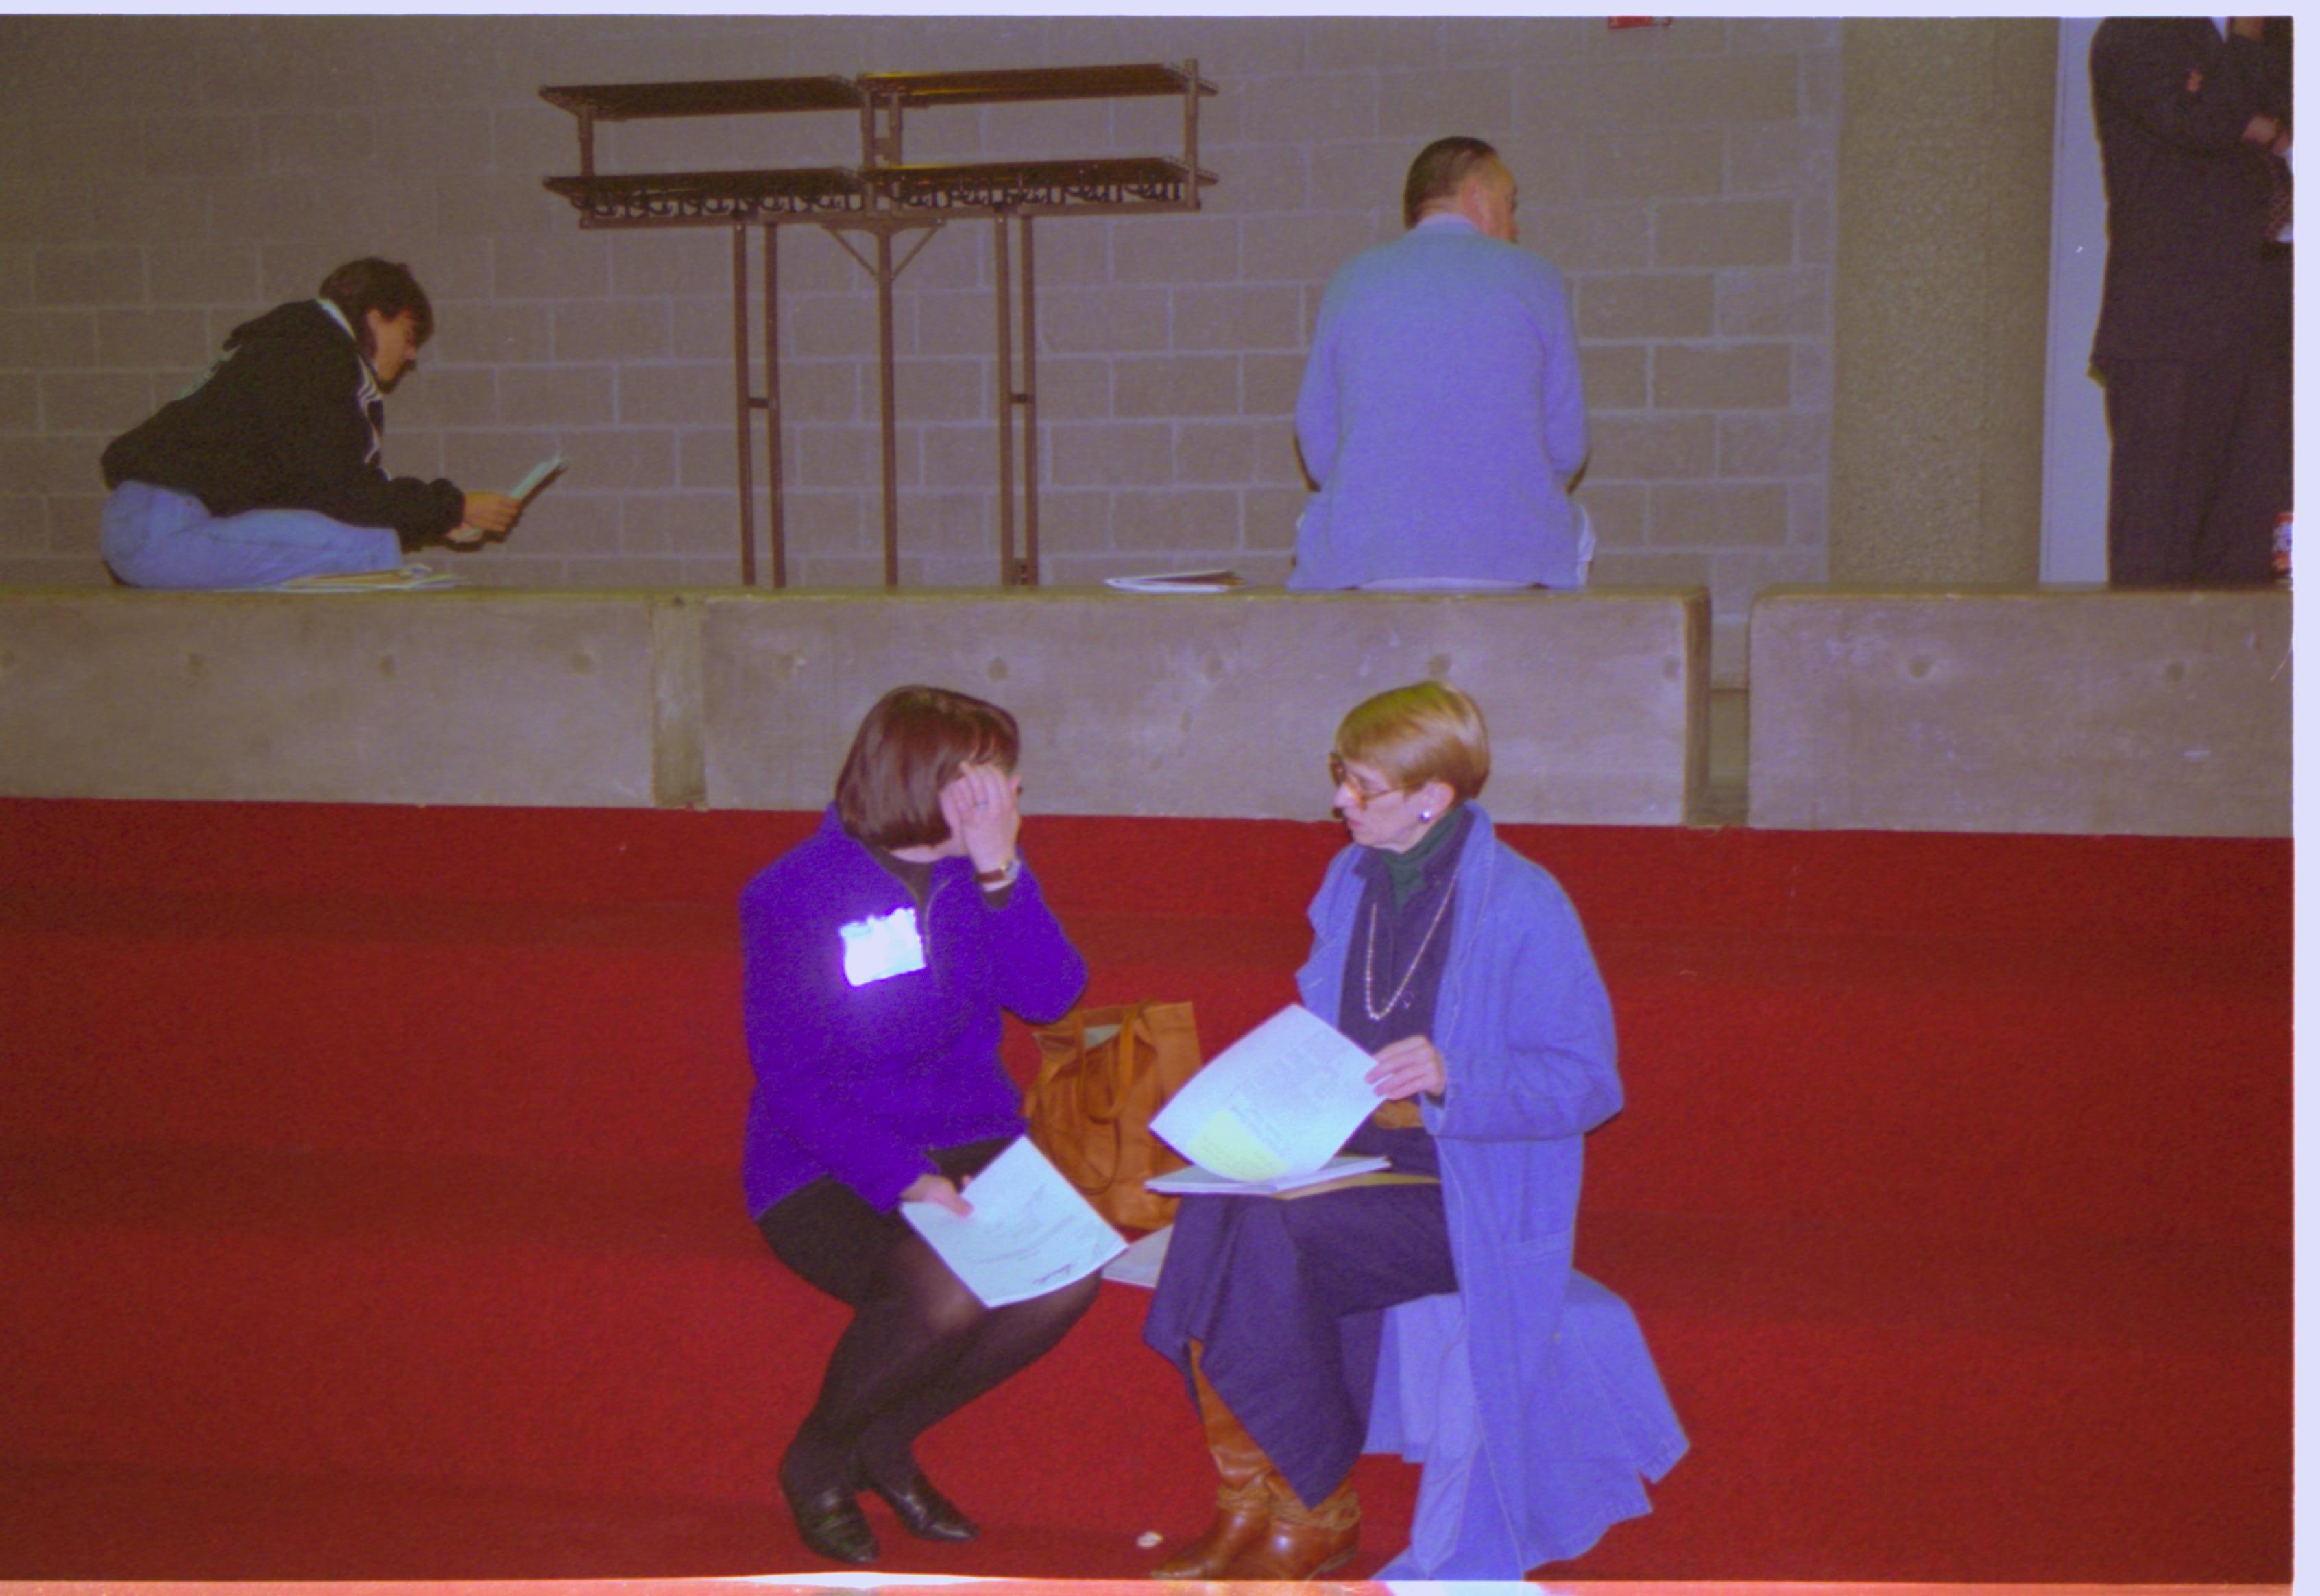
[0,590,667,808]
[0,586,1711,823]
[1748,587,2291,837]
[700,588,1709,823]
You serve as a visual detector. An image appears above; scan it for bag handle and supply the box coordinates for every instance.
[1075,1002,1141,1124]
[1064,1111,1126,1197]
[1067,1002,1148,1193]
[1030,1002,1130,1096]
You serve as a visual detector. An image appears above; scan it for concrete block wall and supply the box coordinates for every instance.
[1748,589,2293,838]
[0,14,1839,679]
[0,587,1711,825]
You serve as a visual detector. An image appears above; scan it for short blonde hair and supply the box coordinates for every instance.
[1333,681,1490,803]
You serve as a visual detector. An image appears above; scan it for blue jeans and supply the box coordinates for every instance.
[101,481,403,589]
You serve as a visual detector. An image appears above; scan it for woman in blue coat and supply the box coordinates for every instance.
[1144,680,1685,1579]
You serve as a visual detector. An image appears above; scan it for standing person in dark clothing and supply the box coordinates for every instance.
[740,686,1096,1566]
[99,257,523,588]
[2091,17,2291,585]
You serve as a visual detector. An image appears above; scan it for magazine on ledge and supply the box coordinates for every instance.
[257,564,461,592]
[1104,569,1244,594]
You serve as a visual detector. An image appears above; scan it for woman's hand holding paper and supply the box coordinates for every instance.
[901,1173,972,1217]
[1367,1034,1447,1100]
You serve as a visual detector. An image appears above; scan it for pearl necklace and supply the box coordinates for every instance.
[1362,879,1457,1021]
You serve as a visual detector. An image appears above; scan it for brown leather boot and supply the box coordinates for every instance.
[1220,1476,1360,1581]
[1150,1344,1275,1578]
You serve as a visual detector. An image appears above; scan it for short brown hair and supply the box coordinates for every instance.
[1402,136,1501,229]
[317,258,434,356]
[835,685,1022,849]
[1333,680,1490,803]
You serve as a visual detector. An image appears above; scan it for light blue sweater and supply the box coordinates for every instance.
[1290,217,1590,590]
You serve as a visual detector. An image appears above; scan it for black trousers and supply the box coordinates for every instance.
[756,1136,1099,1494]
[2103,254,2293,587]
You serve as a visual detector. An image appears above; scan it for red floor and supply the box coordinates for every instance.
[0,800,2292,1582]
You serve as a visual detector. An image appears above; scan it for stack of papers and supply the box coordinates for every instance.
[1145,1152,1391,1196]
[258,564,461,592]
[1146,1006,1390,1193]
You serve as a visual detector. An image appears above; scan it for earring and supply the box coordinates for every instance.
[1420,809,1434,822]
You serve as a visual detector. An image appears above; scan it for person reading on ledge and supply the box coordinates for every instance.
[739,685,1096,1566]
[98,257,523,588]
[1142,680,1685,1579]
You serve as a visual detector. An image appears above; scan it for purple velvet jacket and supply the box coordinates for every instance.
[738,807,1088,1218]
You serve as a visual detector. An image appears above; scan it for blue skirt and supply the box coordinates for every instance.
[1141,1174,1458,1507]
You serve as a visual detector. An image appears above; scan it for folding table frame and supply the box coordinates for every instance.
[542,63,1219,588]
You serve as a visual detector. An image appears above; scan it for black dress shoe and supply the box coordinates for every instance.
[782,1477,880,1564]
[864,1470,979,1542]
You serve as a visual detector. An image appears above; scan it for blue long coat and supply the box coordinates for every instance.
[1296,806,1687,1575]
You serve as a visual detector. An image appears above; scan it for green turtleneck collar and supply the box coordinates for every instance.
[1379,801,1469,908]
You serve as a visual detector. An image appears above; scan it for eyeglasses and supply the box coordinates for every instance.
[1329,753,1404,809]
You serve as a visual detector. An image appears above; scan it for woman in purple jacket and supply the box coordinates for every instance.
[740,686,1091,1565]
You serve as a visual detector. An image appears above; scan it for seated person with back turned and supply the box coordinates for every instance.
[1143,681,1684,1580]
[99,257,522,588]
[1288,138,1592,592]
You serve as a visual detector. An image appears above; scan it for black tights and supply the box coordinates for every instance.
[756,1137,1100,1495]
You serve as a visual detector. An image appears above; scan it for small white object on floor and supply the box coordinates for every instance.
[1100,1222,1172,1288]
[1136,1529,1164,1549]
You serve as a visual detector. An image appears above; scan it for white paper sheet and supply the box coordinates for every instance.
[1102,568,1242,593]
[1144,1152,1391,1196]
[899,1137,1125,1309]
[510,453,566,501]
[255,564,459,592]
[1148,1004,1382,1183]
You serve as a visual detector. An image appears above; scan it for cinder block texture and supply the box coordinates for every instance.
[0,18,2073,699]
[1748,590,2291,838]
[702,588,1710,823]
[0,12,1872,679]
[0,591,665,806]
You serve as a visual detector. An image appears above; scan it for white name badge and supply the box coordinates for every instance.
[840,905,928,987]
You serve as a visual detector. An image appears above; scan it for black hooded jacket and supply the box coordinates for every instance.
[101,300,465,546]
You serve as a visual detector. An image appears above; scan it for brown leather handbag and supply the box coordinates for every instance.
[1024,1001,1203,1231]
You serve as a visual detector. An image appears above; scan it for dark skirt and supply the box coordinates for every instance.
[1141,1174,1458,1506]
[756,1135,1011,1303]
